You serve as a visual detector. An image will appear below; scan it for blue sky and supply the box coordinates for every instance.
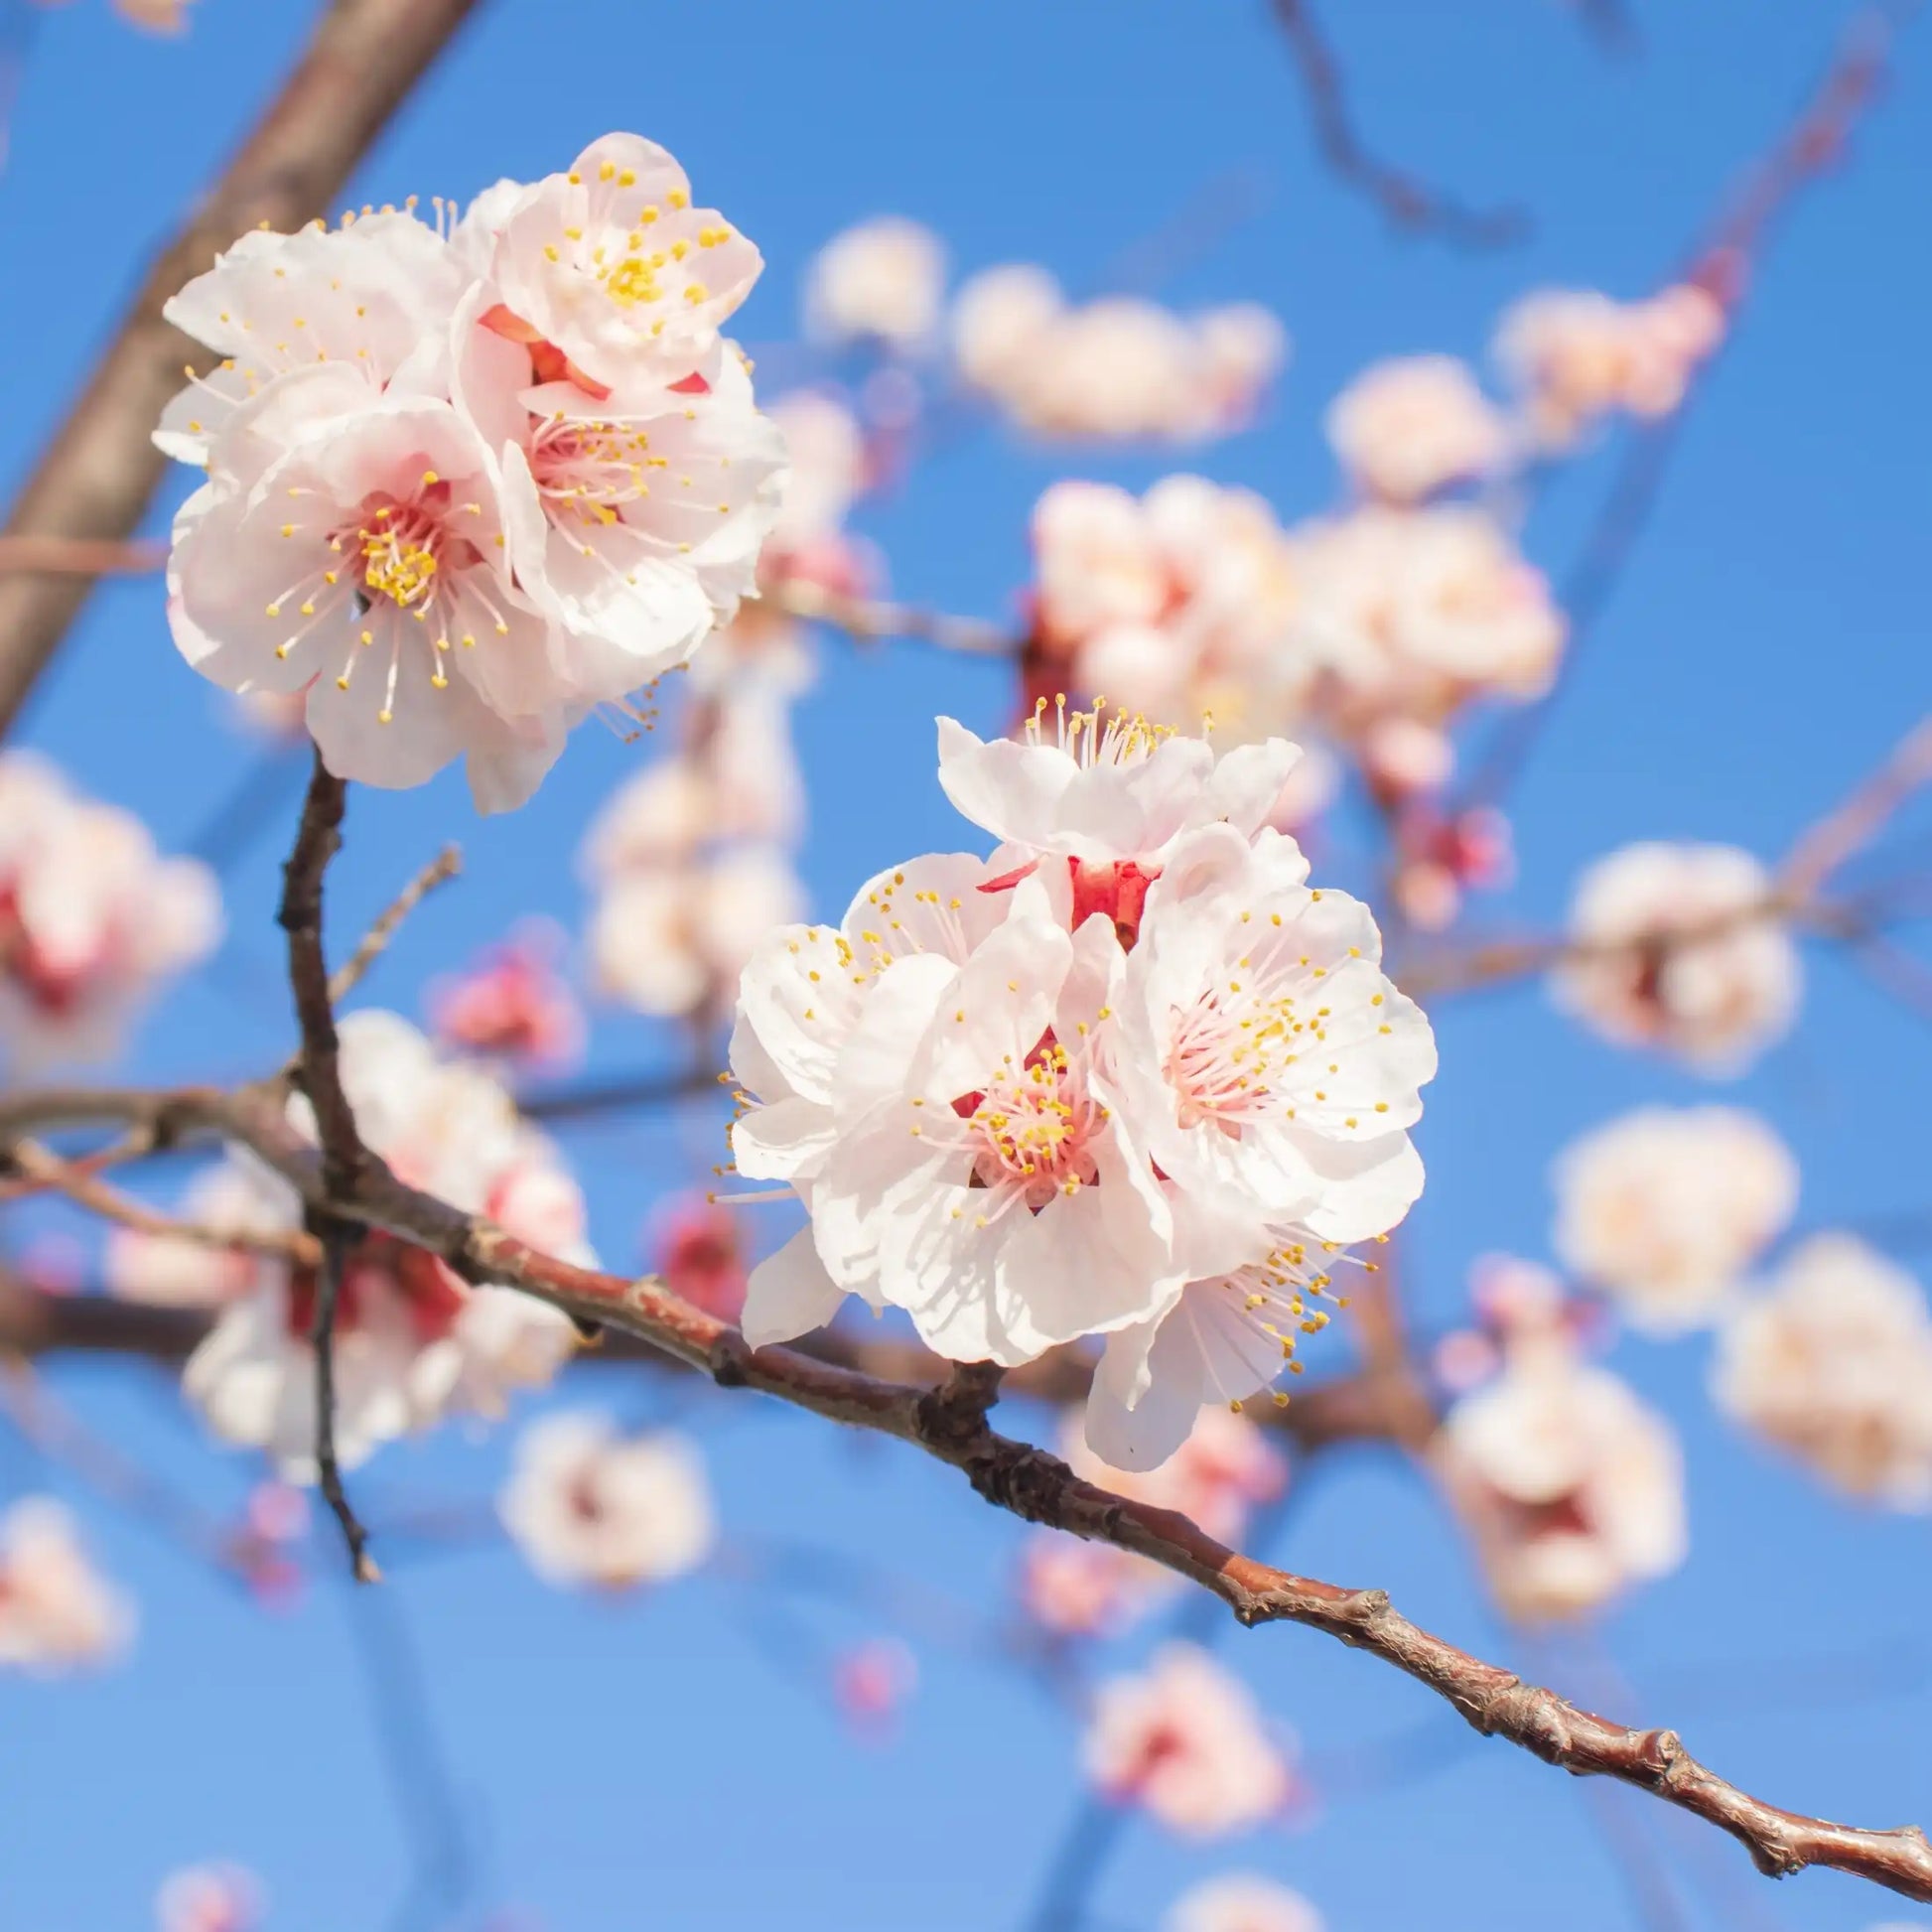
[1,0,1930,1927]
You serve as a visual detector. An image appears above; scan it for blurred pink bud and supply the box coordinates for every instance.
[652,1194,749,1323]
[1434,1328,1501,1394]
[834,1637,917,1739]
[428,922,584,1071]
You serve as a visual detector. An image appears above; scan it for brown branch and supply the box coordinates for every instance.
[0,535,165,577]
[1454,6,1907,813]
[762,579,1018,657]
[276,753,373,1581]
[515,1061,722,1124]
[0,1138,321,1269]
[329,845,463,1007]
[1781,713,1932,900]
[1266,0,1530,247]
[2,1078,1930,1896]
[0,0,483,739]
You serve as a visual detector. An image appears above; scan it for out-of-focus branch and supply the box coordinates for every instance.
[515,1061,722,1123]
[0,1138,321,1268]
[10,1081,1922,1903]
[0,0,483,738]
[328,845,462,1008]
[0,534,165,577]
[1455,6,1907,812]
[1265,0,1530,247]
[763,579,1018,656]
[1781,714,1932,899]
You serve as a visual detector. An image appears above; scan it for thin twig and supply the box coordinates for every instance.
[1266,0,1530,247]
[329,845,462,1007]
[1454,6,1908,813]
[0,1137,321,1268]
[762,579,1017,656]
[0,0,484,738]
[312,1221,377,1585]
[1781,713,1932,899]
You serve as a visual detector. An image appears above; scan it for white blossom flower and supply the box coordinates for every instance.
[0,752,219,1070]
[1438,1345,1686,1621]
[1554,1106,1797,1330]
[1167,1874,1323,1932]
[735,868,1176,1364]
[1553,842,1800,1072]
[167,371,574,809]
[155,208,464,467]
[500,1411,715,1587]
[106,1160,289,1310]
[183,1013,582,1476]
[1087,826,1434,1465]
[804,216,946,349]
[0,1498,134,1674]
[1715,1235,1932,1507]
[1325,354,1510,502]
[477,134,762,396]
[1085,1643,1295,1837]
[453,291,785,705]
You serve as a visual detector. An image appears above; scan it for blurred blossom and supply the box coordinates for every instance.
[182,1013,585,1477]
[0,751,220,1070]
[1167,1873,1324,1932]
[1030,477,1313,747]
[583,758,718,875]
[106,1161,289,1310]
[1437,1308,1686,1622]
[1020,1536,1144,1639]
[1715,1235,1932,1508]
[1290,504,1564,731]
[428,920,584,1070]
[953,267,1286,443]
[155,1864,264,1932]
[1554,1107,1797,1331]
[1085,1643,1297,1838]
[1553,842,1800,1073]
[833,1637,918,1740]
[500,1411,715,1588]
[804,216,947,350]
[228,688,310,743]
[650,1192,749,1322]
[590,844,804,1021]
[0,1497,134,1674]
[33,0,194,32]
[1390,804,1514,930]
[1325,354,1510,503]
[950,263,1066,395]
[1496,283,1725,449]
[763,390,869,546]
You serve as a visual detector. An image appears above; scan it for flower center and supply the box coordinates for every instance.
[532,418,654,527]
[953,1032,1100,1209]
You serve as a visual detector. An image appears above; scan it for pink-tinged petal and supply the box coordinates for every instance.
[935,718,1075,851]
[1204,739,1308,838]
[741,1227,848,1351]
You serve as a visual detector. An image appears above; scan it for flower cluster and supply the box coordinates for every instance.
[951,267,1287,443]
[500,1411,716,1588]
[725,707,1436,1470]
[1497,283,1725,450]
[0,753,220,1071]
[1715,1235,1932,1508]
[159,133,786,810]
[1435,1264,1686,1621]
[1325,353,1511,504]
[108,1012,586,1475]
[1554,841,1800,1072]
[0,1497,134,1674]
[1022,478,1562,799]
[1022,1407,1286,1636]
[1554,1105,1797,1332]
[1084,1642,1298,1837]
